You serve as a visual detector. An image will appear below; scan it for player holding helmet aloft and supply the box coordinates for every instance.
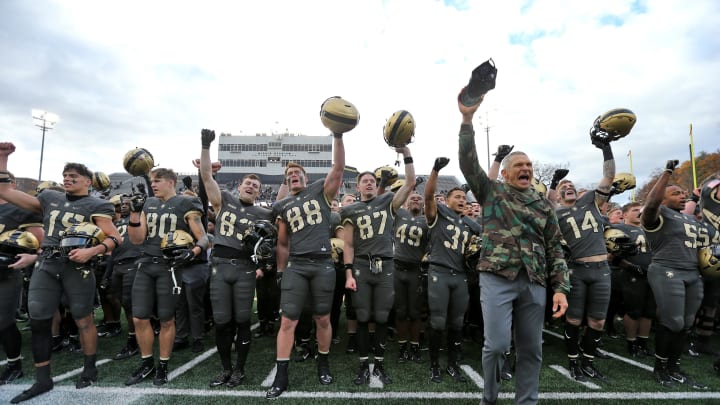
[555,119,620,383]
[423,156,481,384]
[198,129,271,388]
[642,159,710,388]
[0,171,43,386]
[0,142,122,403]
[266,96,357,399]
[342,146,415,386]
[124,167,208,387]
[392,190,429,364]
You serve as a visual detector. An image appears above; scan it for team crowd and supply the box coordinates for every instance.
[0,91,719,405]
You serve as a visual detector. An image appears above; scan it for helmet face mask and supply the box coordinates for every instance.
[160,230,195,259]
[59,223,105,255]
[591,108,637,142]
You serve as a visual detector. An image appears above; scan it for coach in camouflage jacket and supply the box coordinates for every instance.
[457,93,569,405]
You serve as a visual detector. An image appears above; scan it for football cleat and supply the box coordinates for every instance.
[125,363,155,386]
[226,369,246,388]
[209,369,233,387]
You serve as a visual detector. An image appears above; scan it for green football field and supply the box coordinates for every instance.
[2,309,720,404]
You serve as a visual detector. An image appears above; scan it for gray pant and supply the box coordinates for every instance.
[480,270,545,405]
[176,262,209,341]
[648,264,703,332]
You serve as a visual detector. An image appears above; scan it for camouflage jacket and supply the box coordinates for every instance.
[458,124,570,294]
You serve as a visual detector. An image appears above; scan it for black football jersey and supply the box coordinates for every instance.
[426,204,479,271]
[644,205,705,269]
[37,190,114,247]
[393,207,429,264]
[273,180,333,256]
[556,191,608,259]
[113,216,142,261]
[213,191,271,250]
[613,223,652,269]
[0,202,43,234]
[701,182,720,233]
[340,192,395,258]
[142,195,203,256]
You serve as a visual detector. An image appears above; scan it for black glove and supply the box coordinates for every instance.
[201,129,215,149]
[171,248,195,267]
[433,157,450,172]
[665,159,679,173]
[182,176,192,190]
[276,271,283,288]
[631,264,645,277]
[550,169,570,190]
[382,170,397,188]
[493,145,514,163]
[129,193,145,213]
[99,277,110,290]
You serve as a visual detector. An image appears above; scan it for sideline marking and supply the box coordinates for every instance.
[53,358,111,382]
[167,347,218,382]
[549,365,601,389]
[3,385,720,401]
[543,329,653,372]
[261,364,276,387]
[460,364,484,389]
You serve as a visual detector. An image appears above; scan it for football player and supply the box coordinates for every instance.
[342,146,416,385]
[555,134,616,383]
[0,171,43,385]
[641,160,708,388]
[265,129,346,399]
[125,167,208,386]
[0,142,122,403]
[392,190,429,364]
[198,129,271,387]
[423,157,481,383]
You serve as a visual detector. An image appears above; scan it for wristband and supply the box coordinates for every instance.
[664,169,673,174]
[128,221,141,227]
[344,263,354,271]
[99,243,109,254]
[404,156,413,164]
[0,177,12,183]
[106,235,120,248]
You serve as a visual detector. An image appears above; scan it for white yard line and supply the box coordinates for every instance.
[261,364,276,387]
[52,358,111,382]
[543,328,654,372]
[167,347,218,382]
[367,363,383,388]
[4,385,720,401]
[459,364,484,389]
[549,364,602,389]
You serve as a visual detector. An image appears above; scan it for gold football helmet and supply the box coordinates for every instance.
[699,246,720,278]
[160,230,195,256]
[320,96,359,134]
[591,108,636,142]
[612,172,636,194]
[330,237,344,264]
[531,178,547,196]
[604,227,638,256]
[383,110,415,148]
[92,171,111,191]
[59,222,106,254]
[36,180,63,195]
[374,166,399,188]
[0,230,40,255]
[123,148,155,177]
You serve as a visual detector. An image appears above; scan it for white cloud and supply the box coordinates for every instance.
[0,0,718,205]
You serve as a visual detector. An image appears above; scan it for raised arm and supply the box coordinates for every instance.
[641,160,678,229]
[424,157,449,225]
[392,146,416,212]
[324,134,346,202]
[488,145,514,181]
[199,129,223,209]
[457,93,491,202]
[591,136,615,206]
[0,142,42,213]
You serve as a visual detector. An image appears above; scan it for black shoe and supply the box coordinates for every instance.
[98,323,121,338]
[0,365,23,384]
[594,349,611,360]
[67,336,82,354]
[265,384,287,399]
[51,336,65,352]
[627,341,640,357]
[153,365,168,386]
[318,363,334,385]
[580,360,608,382]
[15,311,29,323]
[373,362,393,384]
[568,358,587,382]
[654,360,674,387]
[253,323,267,339]
[125,363,155,386]
[353,362,370,385]
[10,382,53,404]
[114,345,139,360]
[294,342,313,362]
[689,340,719,357]
[446,364,467,383]
[209,369,233,387]
[191,339,205,353]
[76,369,97,389]
[429,365,442,383]
[226,368,246,388]
[409,344,424,363]
[173,338,189,351]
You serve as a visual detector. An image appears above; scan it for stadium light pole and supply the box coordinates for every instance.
[32,109,59,182]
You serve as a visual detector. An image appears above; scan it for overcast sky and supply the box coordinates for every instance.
[1,0,718,203]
